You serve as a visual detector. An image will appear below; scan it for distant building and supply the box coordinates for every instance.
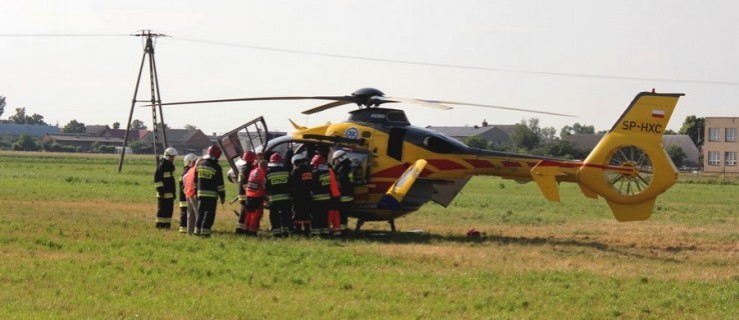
[703,117,738,173]
[141,129,213,155]
[43,133,124,152]
[426,120,515,146]
[564,133,700,167]
[0,123,60,137]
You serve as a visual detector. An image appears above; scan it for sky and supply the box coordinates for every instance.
[2,0,738,136]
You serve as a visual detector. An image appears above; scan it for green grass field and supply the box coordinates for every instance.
[0,152,737,319]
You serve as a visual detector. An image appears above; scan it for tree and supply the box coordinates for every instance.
[0,96,5,118]
[664,129,677,135]
[541,127,557,143]
[156,122,170,130]
[8,107,48,125]
[678,115,704,147]
[184,123,197,130]
[666,144,686,168]
[13,134,38,151]
[130,119,147,130]
[63,119,86,133]
[510,123,539,151]
[465,136,489,149]
[112,122,121,129]
[560,122,595,139]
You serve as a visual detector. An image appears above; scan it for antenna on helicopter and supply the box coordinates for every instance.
[118,30,169,172]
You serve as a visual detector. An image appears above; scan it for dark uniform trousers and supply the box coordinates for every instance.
[268,200,292,235]
[196,197,218,236]
[156,198,174,228]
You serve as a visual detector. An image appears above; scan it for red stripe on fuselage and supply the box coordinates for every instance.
[501,161,522,168]
[426,159,467,171]
[372,164,409,178]
[464,159,495,168]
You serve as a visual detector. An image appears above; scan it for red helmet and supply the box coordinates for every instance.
[207,144,222,159]
[269,152,283,163]
[242,150,256,163]
[310,154,326,168]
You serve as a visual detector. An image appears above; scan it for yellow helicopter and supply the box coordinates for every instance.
[156,88,683,230]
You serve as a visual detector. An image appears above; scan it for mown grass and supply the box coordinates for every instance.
[0,151,737,319]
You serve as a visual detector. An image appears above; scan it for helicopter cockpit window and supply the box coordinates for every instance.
[386,111,409,123]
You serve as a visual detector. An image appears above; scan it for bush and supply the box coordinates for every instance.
[50,143,64,152]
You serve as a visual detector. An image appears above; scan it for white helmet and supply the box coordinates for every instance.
[332,150,347,163]
[183,153,198,166]
[163,147,178,157]
[291,153,306,164]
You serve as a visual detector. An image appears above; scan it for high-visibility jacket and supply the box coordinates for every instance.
[183,166,197,198]
[237,163,254,203]
[196,158,225,199]
[245,167,265,198]
[154,158,176,199]
[333,159,354,202]
[178,165,192,207]
[266,164,291,202]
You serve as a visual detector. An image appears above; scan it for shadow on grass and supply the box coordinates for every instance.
[343,230,684,263]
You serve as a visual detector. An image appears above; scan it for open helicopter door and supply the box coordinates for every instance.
[378,159,428,210]
[216,116,269,178]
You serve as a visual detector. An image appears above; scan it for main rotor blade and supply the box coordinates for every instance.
[302,100,353,115]
[380,97,453,110]
[420,100,576,117]
[141,96,352,107]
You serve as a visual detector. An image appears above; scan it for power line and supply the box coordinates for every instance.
[173,36,739,86]
[0,33,129,37]
[3,33,737,86]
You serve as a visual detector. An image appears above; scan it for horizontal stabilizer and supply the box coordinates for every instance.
[530,162,564,202]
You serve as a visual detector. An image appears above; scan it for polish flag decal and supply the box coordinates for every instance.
[652,109,665,118]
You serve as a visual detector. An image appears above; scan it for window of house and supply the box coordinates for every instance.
[708,128,720,142]
[725,152,737,166]
[707,151,721,165]
[726,128,736,142]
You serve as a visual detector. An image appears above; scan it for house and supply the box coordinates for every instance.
[43,133,124,152]
[426,120,515,146]
[564,134,701,166]
[85,125,151,141]
[703,117,738,173]
[0,123,61,138]
[141,129,213,155]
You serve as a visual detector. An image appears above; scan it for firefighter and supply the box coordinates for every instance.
[265,152,292,237]
[154,147,178,229]
[332,150,354,236]
[235,150,257,234]
[178,153,199,233]
[310,154,337,237]
[195,145,226,237]
[244,160,268,236]
[290,153,313,236]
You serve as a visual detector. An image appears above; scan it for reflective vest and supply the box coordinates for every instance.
[183,166,197,198]
[246,167,265,198]
[266,166,291,202]
[311,165,335,201]
[196,158,225,199]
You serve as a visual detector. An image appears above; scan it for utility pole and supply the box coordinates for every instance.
[118,30,169,172]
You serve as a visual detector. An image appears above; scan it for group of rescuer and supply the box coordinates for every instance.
[154,145,354,238]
